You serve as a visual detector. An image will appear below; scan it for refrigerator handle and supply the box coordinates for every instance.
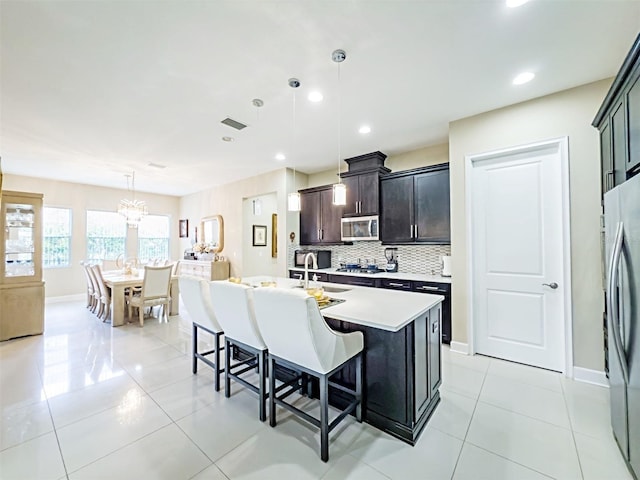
[607,221,629,385]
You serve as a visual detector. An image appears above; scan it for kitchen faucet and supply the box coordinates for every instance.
[304,252,318,289]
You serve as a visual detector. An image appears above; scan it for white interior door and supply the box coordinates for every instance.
[471,141,567,372]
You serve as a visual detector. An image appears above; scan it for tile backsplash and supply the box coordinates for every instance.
[288,242,451,276]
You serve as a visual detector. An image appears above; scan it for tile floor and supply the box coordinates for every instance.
[0,300,633,480]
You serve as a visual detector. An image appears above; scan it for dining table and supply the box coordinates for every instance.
[102,270,180,327]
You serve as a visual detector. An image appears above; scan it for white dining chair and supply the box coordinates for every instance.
[179,276,225,391]
[91,264,111,322]
[253,286,363,462]
[128,264,173,326]
[209,280,268,421]
[85,263,101,315]
[80,261,96,310]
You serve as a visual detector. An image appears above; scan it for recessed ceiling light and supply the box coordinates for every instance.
[506,0,530,7]
[308,91,323,102]
[275,153,286,161]
[359,125,371,134]
[513,71,535,85]
[222,136,234,142]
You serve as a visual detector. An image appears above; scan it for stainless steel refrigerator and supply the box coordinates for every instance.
[605,172,640,479]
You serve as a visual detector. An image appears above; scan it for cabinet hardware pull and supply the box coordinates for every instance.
[410,225,414,238]
[414,224,418,237]
[418,285,440,291]
[389,282,406,287]
[432,322,439,333]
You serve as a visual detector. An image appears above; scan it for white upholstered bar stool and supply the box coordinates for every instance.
[209,281,268,421]
[179,276,225,391]
[253,287,364,462]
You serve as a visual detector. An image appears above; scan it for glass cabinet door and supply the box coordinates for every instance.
[4,202,36,279]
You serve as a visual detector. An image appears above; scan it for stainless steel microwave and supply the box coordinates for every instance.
[341,215,379,241]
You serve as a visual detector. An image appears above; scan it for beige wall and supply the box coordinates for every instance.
[179,168,308,279]
[2,174,181,297]
[449,79,611,371]
[306,144,449,188]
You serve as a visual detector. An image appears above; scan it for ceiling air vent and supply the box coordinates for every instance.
[221,117,248,130]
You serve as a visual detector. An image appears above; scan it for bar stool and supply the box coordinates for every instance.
[179,276,225,391]
[252,287,363,462]
[209,281,268,421]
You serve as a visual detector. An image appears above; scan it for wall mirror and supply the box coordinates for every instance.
[200,215,224,253]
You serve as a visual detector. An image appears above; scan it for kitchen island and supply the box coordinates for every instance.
[243,276,444,445]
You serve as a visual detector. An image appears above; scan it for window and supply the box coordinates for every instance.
[137,215,170,263]
[43,207,71,268]
[86,210,126,262]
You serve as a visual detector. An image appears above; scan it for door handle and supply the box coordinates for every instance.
[607,222,628,385]
[542,282,558,289]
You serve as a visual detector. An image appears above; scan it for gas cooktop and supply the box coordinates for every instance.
[336,267,386,274]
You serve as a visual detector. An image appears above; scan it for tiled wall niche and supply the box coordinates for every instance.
[288,242,451,276]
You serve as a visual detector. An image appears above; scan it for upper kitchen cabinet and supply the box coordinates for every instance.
[380,163,450,244]
[340,151,391,217]
[299,186,344,245]
[593,33,640,195]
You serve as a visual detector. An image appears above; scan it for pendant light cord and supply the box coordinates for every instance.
[337,61,342,184]
[292,87,297,187]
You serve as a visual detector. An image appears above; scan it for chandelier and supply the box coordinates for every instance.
[118,172,147,228]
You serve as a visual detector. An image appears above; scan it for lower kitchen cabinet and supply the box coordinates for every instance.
[413,281,451,345]
[328,274,379,288]
[324,302,442,445]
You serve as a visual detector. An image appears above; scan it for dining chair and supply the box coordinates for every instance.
[128,264,173,327]
[179,276,225,391]
[253,287,364,462]
[85,263,102,315]
[80,261,96,310]
[91,264,111,322]
[209,280,268,421]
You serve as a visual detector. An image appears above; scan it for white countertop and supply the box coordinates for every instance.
[289,267,452,284]
[244,276,444,332]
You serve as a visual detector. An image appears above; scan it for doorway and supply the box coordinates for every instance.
[466,138,572,373]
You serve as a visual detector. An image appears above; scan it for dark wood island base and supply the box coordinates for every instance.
[324,302,442,445]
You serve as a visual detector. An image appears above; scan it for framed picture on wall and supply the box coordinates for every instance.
[179,219,189,238]
[253,225,267,246]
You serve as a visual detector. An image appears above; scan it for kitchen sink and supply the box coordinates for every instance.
[322,286,350,293]
[291,285,351,293]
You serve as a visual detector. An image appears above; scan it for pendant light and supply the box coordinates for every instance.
[118,171,148,228]
[287,77,302,212]
[332,49,347,206]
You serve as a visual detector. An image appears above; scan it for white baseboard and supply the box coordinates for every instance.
[573,367,609,388]
[45,294,85,304]
[449,341,470,355]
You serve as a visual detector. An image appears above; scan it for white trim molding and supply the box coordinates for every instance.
[46,294,85,304]
[449,341,470,355]
[573,367,609,388]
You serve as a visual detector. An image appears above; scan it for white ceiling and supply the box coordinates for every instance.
[1,1,639,197]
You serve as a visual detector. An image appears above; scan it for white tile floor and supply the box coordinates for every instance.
[0,300,633,480]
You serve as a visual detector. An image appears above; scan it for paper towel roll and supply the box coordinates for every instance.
[441,256,452,277]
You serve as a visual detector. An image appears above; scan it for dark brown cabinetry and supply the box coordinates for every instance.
[380,164,450,244]
[413,281,451,345]
[593,34,640,195]
[341,151,391,216]
[299,186,343,245]
[325,303,441,445]
[327,274,379,288]
[342,172,382,216]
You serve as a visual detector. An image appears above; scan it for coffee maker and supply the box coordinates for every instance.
[384,248,398,272]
